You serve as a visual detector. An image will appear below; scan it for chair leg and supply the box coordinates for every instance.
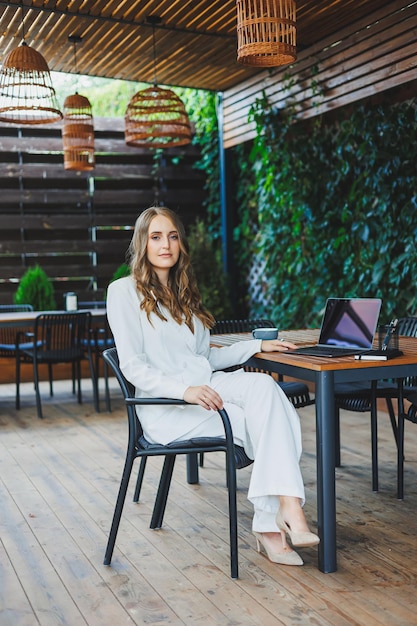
[397,413,405,500]
[385,397,398,447]
[150,456,176,529]
[72,362,76,394]
[133,457,147,502]
[397,379,405,500]
[33,361,43,419]
[76,361,82,404]
[370,381,378,492]
[15,353,21,409]
[86,352,99,413]
[48,363,54,396]
[225,449,239,579]
[187,453,199,484]
[103,454,135,566]
[103,357,111,412]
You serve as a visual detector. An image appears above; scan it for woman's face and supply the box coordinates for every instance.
[147,214,180,283]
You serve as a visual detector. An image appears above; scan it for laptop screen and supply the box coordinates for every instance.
[319,298,382,349]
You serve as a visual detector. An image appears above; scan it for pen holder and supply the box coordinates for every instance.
[378,324,399,350]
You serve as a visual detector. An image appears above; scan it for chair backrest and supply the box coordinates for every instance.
[211,318,275,334]
[398,317,417,386]
[102,347,146,443]
[0,304,33,312]
[102,346,135,398]
[0,307,33,356]
[78,301,106,310]
[398,316,417,337]
[33,312,92,353]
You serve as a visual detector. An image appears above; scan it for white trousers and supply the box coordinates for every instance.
[176,370,306,533]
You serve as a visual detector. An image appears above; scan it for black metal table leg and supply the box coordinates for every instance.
[315,370,337,573]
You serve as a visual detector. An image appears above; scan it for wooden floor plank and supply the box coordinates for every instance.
[2,379,417,625]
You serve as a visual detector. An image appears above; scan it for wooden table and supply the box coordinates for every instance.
[0,308,106,327]
[211,329,417,574]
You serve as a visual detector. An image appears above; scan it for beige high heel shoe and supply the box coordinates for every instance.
[276,511,320,548]
[253,531,303,566]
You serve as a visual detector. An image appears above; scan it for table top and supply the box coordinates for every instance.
[0,309,106,326]
[211,329,417,372]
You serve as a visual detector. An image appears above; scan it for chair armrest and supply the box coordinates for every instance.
[125,397,186,406]
[124,398,234,441]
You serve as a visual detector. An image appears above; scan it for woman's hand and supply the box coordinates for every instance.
[261,339,297,352]
[183,384,224,411]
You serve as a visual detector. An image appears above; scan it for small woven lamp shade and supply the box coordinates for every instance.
[237,0,297,67]
[125,85,192,149]
[0,42,62,124]
[62,93,95,171]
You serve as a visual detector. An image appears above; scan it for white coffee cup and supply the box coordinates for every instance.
[252,327,278,340]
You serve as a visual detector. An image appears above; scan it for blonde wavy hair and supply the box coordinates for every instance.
[128,206,215,331]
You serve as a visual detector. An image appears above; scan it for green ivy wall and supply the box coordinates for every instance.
[231,96,417,328]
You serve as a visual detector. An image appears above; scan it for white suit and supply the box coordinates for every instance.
[107,276,305,532]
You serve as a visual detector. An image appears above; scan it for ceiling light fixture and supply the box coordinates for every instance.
[62,35,95,171]
[124,15,192,149]
[236,0,297,67]
[0,1,62,124]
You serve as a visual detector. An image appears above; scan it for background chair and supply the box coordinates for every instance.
[16,311,98,418]
[0,304,34,312]
[78,301,107,310]
[334,316,417,490]
[397,390,417,499]
[102,347,253,579]
[78,301,114,412]
[0,304,35,377]
[91,320,114,412]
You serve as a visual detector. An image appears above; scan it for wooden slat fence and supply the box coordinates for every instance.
[0,118,206,305]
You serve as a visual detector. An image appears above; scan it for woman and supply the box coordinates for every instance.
[107,206,319,566]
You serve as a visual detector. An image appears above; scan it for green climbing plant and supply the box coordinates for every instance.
[230,94,417,327]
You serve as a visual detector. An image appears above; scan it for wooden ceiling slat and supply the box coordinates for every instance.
[0,1,402,92]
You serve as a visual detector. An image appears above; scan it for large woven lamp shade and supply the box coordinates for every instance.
[0,42,62,124]
[237,0,297,67]
[62,93,95,171]
[125,85,192,149]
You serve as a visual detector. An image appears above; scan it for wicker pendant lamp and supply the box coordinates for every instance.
[237,0,297,67]
[62,93,95,171]
[125,16,191,149]
[62,36,95,171]
[0,4,62,124]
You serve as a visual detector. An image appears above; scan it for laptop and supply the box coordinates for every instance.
[288,298,382,357]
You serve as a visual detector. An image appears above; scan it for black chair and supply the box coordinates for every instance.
[102,346,253,579]
[93,321,114,412]
[397,391,417,499]
[334,316,417,491]
[0,304,33,312]
[78,301,107,310]
[78,300,114,411]
[0,304,35,377]
[211,318,314,409]
[16,311,99,418]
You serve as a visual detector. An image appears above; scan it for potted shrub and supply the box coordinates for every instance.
[14,264,56,311]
